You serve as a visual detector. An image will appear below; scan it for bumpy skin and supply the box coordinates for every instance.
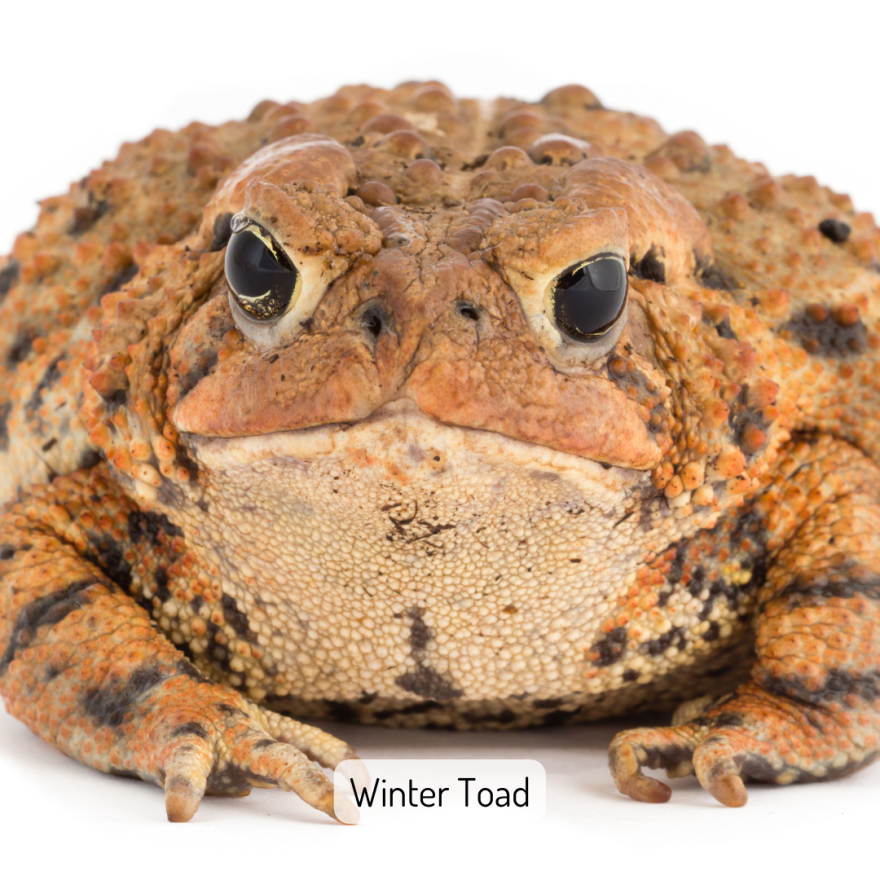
[2,81,880,819]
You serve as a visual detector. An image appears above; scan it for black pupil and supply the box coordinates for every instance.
[225,226,298,320]
[554,257,627,341]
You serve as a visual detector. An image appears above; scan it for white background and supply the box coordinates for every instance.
[1,1,878,877]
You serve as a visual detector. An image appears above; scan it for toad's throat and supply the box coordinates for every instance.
[180,399,649,604]
[172,401,660,704]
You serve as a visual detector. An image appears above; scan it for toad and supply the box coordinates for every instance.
[1,81,878,822]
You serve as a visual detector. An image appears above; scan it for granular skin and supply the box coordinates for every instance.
[1,81,879,820]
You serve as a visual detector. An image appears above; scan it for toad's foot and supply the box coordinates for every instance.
[0,469,363,824]
[158,696,362,823]
[609,438,880,807]
[609,683,880,807]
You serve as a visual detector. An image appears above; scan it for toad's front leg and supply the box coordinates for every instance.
[610,435,880,805]
[0,466,358,823]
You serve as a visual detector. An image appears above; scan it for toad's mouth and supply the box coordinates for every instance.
[171,353,665,470]
[183,399,645,502]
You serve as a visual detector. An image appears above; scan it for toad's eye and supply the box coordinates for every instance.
[551,255,627,341]
[225,217,301,321]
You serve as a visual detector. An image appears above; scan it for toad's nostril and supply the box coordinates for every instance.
[456,302,480,322]
[363,310,384,338]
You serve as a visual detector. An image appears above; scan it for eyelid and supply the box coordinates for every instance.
[559,251,625,278]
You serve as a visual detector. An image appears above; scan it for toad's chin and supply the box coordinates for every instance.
[182,398,643,503]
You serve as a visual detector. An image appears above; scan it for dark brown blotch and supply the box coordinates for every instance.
[153,568,171,603]
[128,510,184,546]
[776,571,880,604]
[641,625,686,657]
[221,593,253,640]
[172,722,209,739]
[0,579,97,673]
[7,332,35,366]
[0,260,20,300]
[818,218,851,243]
[176,658,211,685]
[204,622,234,673]
[25,356,64,418]
[0,401,10,452]
[762,668,880,708]
[84,534,133,592]
[209,212,234,252]
[81,663,166,728]
[404,607,431,654]
[78,448,104,471]
[605,358,664,427]
[182,332,221,391]
[695,253,736,291]
[631,245,666,284]
[591,626,628,666]
[102,261,138,295]
[71,199,109,235]
[395,666,463,700]
[784,304,867,357]
[206,763,271,796]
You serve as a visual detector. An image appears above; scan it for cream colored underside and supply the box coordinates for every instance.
[179,401,732,709]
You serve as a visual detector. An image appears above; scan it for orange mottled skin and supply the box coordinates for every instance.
[1,81,880,821]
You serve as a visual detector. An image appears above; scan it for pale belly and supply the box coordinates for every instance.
[163,402,753,727]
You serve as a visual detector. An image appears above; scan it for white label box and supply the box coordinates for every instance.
[333,759,546,826]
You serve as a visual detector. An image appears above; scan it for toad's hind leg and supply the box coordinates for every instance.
[610,435,880,805]
[0,465,358,823]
